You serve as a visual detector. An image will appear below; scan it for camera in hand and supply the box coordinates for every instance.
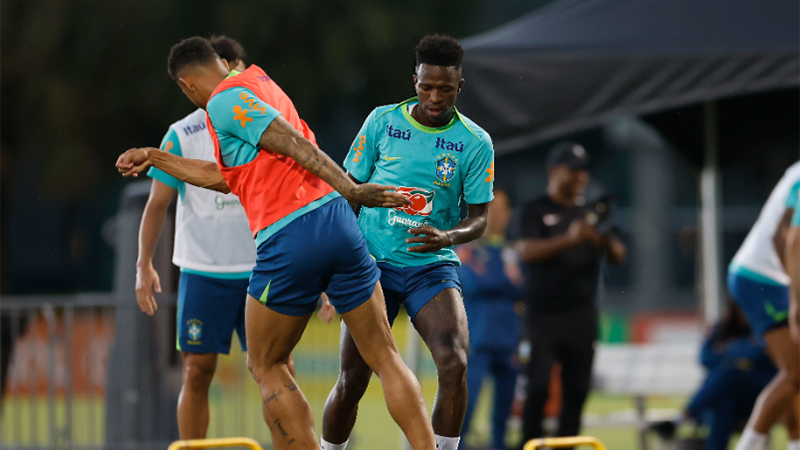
[581,194,617,236]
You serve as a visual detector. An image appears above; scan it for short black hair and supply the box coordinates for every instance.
[209,35,248,66]
[167,36,220,80]
[415,34,464,69]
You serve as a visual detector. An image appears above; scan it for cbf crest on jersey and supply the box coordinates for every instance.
[436,153,458,187]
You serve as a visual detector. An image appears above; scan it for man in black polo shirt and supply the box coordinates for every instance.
[517,142,626,445]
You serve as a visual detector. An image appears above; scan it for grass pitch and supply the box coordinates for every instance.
[1,315,790,450]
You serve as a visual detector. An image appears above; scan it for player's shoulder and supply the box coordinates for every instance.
[371,102,406,122]
[455,111,492,148]
[205,86,259,129]
[207,85,252,109]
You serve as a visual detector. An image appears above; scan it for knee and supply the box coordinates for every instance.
[777,367,800,394]
[246,353,284,384]
[332,365,372,403]
[183,356,216,391]
[786,364,800,389]
[432,342,469,387]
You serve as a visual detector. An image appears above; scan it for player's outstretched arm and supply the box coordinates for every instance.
[258,116,410,209]
[406,203,488,253]
[116,148,231,193]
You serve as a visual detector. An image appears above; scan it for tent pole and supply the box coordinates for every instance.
[700,101,723,325]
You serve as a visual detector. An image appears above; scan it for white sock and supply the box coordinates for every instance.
[320,438,349,450]
[734,428,768,450]
[788,439,800,450]
[435,434,460,450]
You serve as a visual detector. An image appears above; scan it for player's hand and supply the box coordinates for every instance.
[790,298,800,342]
[116,147,156,177]
[317,293,336,324]
[406,226,453,253]
[348,184,411,209]
[135,261,161,316]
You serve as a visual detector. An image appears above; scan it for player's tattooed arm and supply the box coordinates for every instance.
[259,116,410,209]
[407,203,488,253]
[116,148,231,193]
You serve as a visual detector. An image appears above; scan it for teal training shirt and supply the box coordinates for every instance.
[344,98,495,268]
[786,180,800,210]
[148,128,184,191]
[205,86,281,168]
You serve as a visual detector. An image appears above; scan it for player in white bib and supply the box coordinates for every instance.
[135,36,256,440]
[728,161,800,450]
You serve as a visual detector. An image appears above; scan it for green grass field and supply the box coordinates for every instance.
[1,316,790,449]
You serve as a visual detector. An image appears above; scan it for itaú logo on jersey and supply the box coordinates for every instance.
[393,187,434,216]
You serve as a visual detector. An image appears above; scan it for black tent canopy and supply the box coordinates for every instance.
[458,0,800,155]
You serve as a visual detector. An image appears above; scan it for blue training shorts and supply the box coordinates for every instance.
[248,197,380,316]
[378,262,461,324]
[177,271,248,354]
[728,271,789,340]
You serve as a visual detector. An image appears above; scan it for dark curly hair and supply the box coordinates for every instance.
[209,35,248,66]
[167,36,220,80]
[415,34,464,69]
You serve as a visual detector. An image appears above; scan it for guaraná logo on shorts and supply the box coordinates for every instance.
[394,187,434,216]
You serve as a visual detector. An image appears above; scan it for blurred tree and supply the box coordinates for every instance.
[1,0,551,293]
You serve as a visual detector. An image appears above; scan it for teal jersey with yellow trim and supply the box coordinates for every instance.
[148,128,184,191]
[344,98,495,268]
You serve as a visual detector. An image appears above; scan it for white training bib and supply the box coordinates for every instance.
[730,161,800,285]
[168,109,256,273]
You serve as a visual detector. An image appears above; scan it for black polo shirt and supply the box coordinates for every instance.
[519,195,604,314]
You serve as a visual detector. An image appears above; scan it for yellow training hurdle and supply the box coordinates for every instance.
[523,436,607,450]
[168,437,264,450]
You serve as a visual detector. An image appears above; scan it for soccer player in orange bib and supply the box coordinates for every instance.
[117,37,435,450]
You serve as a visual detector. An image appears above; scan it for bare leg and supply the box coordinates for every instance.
[177,352,218,439]
[322,323,373,444]
[747,326,800,435]
[244,295,319,450]
[412,288,470,437]
[339,282,436,450]
[784,406,799,440]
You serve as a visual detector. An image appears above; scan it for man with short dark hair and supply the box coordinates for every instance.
[517,142,626,445]
[135,36,252,440]
[320,34,495,450]
[117,36,436,450]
